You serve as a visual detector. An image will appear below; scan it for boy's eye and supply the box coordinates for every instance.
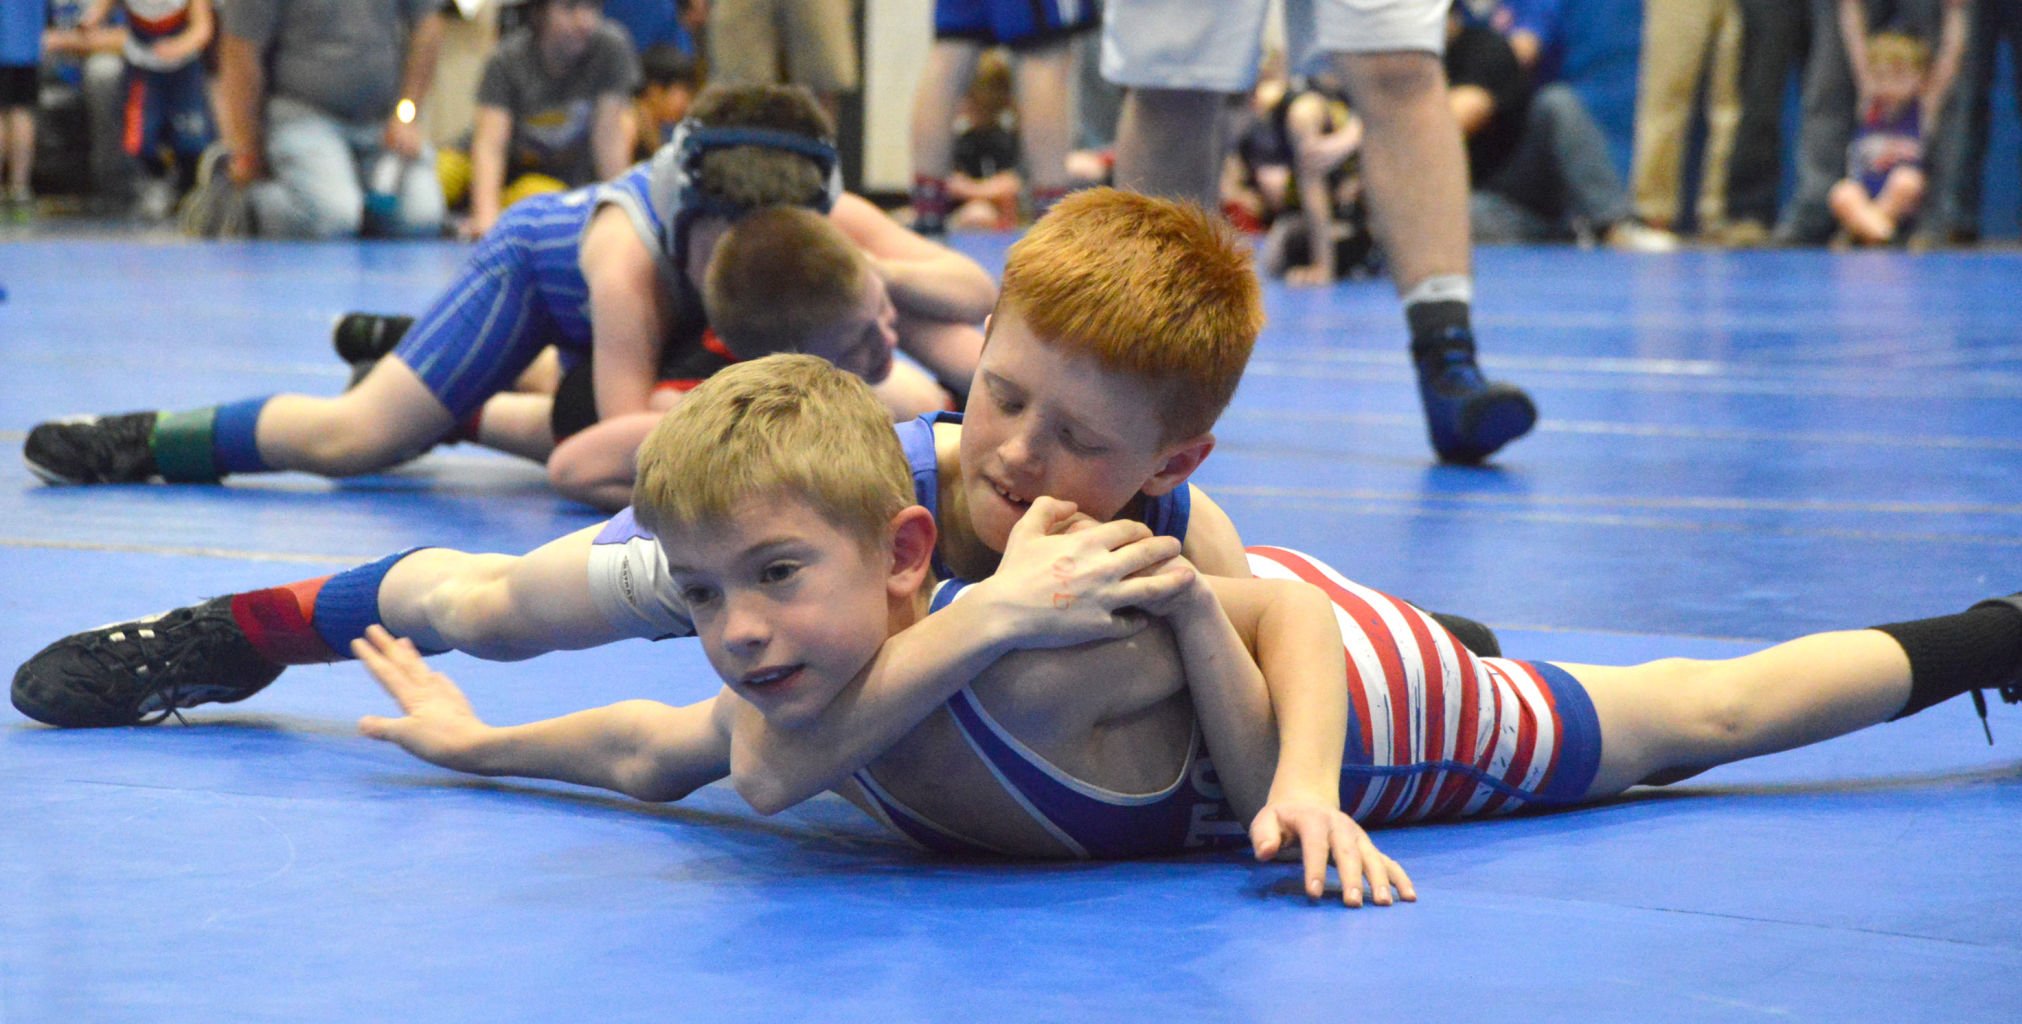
[678,585,717,608]
[1061,431,1105,456]
[759,562,800,585]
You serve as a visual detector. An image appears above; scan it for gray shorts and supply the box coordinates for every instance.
[1101,0,1446,92]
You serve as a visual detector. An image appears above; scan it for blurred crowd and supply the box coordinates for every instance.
[0,0,2015,256]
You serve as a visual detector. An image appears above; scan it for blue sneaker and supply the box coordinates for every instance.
[1412,329,1536,465]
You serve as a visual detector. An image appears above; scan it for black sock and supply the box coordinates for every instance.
[1873,598,2022,720]
[1406,300,1473,362]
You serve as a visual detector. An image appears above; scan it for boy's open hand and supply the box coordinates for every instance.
[979,497,1195,649]
[354,625,490,771]
[1252,796,1416,908]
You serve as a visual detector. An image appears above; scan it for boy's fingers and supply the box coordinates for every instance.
[1388,857,1418,902]
[1106,534,1182,575]
[1249,814,1283,862]
[1009,497,1077,544]
[1362,840,1394,906]
[1113,565,1194,607]
[1298,818,1330,899]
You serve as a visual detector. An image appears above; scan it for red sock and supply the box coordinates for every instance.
[229,578,341,665]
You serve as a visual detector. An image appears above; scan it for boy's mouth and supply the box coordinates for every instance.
[986,478,1031,511]
[740,665,804,689]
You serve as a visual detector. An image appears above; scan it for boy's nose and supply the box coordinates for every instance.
[720,595,770,651]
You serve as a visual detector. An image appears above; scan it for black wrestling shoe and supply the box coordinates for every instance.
[332,313,413,364]
[11,597,284,727]
[1412,329,1537,466]
[1427,612,1501,659]
[1966,594,2022,744]
[332,313,414,388]
[22,411,159,485]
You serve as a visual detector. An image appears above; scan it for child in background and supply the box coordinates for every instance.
[82,0,216,220]
[1828,32,1945,246]
[631,44,700,161]
[943,49,1021,231]
[0,0,47,221]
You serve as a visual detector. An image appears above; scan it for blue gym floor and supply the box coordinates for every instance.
[2,235,2018,1022]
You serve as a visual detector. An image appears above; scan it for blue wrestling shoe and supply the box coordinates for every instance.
[1412,328,1537,465]
[12,597,284,727]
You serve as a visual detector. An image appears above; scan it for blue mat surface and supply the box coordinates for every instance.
[2,237,2018,1022]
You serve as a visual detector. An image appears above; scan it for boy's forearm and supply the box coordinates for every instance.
[476,699,729,802]
[1165,591,1278,820]
[1186,578,1349,817]
[877,256,996,324]
[1250,584,1349,801]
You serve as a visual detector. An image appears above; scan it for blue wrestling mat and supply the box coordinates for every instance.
[2,236,2018,1021]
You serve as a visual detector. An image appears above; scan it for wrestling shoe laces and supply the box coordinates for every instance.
[1967,594,2022,745]
[10,597,284,727]
[22,411,159,485]
[1411,329,1538,465]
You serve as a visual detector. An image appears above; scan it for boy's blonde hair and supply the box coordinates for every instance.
[633,354,913,551]
[1867,32,1930,75]
[705,207,867,359]
[997,188,1264,441]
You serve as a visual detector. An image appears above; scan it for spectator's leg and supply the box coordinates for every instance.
[164,63,217,195]
[1074,30,1124,153]
[3,106,32,199]
[1113,87,1226,206]
[1337,46,1536,464]
[388,138,447,238]
[1937,0,1998,242]
[250,97,365,239]
[1335,51,1470,301]
[1013,37,1077,213]
[780,0,859,120]
[706,0,781,87]
[1469,189,1560,244]
[81,52,133,207]
[1829,176,1897,243]
[1726,0,1809,235]
[1486,84,1631,237]
[1695,0,1744,232]
[1775,0,1856,245]
[1102,0,1270,206]
[1630,0,1722,229]
[908,39,983,233]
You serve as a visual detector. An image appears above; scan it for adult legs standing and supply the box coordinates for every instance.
[1107,0,1536,465]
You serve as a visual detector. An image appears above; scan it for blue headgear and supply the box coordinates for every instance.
[649,118,843,264]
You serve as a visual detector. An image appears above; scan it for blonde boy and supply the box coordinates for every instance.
[356,354,1404,901]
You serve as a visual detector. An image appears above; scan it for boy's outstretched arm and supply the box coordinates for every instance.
[729,498,1193,814]
[1168,573,1415,907]
[354,627,732,803]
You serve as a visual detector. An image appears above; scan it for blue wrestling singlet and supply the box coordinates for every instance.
[852,546,1605,860]
[391,157,681,419]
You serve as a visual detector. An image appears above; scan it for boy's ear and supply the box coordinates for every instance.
[1139,433,1216,498]
[885,505,938,597]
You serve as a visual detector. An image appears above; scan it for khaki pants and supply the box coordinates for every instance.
[707,0,860,94]
[1629,0,1743,229]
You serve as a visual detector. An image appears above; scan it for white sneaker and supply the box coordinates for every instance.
[1605,220,1681,253]
[136,178,178,221]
